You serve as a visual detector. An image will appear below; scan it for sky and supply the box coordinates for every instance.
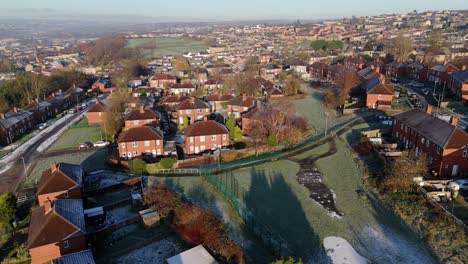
[1,0,467,21]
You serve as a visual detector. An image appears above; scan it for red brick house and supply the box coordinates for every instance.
[392,107,468,177]
[384,62,407,79]
[406,63,428,82]
[365,76,394,109]
[344,56,367,71]
[227,95,255,118]
[117,126,164,159]
[149,74,177,88]
[36,163,83,207]
[309,62,329,80]
[92,79,116,94]
[28,199,86,264]
[0,108,34,146]
[184,120,229,155]
[260,79,284,98]
[202,80,224,90]
[65,85,85,105]
[260,64,282,80]
[24,99,52,124]
[46,91,71,115]
[169,82,196,95]
[241,104,278,136]
[125,107,160,129]
[85,100,106,124]
[448,67,468,103]
[175,97,211,125]
[325,64,344,83]
[428,63,458,85]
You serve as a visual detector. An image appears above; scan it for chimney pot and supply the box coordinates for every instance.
[450,116,458,126]
[13,107,17,113]
[50,162,57,172]
[0,113,4,119]
[426,104,433,114]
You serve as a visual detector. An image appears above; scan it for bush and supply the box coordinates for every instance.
[221,151,238,162]
[128,158,147,174]
[0,193,17,228]
[159,158,177,169]
[220,102,228,109]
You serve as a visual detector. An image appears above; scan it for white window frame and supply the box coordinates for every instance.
[133,151,138,156]
[64,191,69,198]
[132,141,138,147]
[144,140,150,147]
[121,143,126,149]
[211,135,216,140]
[200,136,205,142]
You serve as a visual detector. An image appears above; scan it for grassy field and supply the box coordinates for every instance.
[24,149,108,188]
[222,138,437,263]
[127,38,209,58]
[47,118,103,152]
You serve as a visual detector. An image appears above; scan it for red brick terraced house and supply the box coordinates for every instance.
[447,67,468,104]
[260,64,282,80]
[384,62,407,79]
[117,126,164,159]
[124,107,160,130]
[160,95,192,109]
[85,100,106,124]
[46,91,71,115]
[184,120,229,155]
[149,74,177,88]
[428,63,459,85]
[392,107,468,177]
[406,63,428,82]
[24,99,52,124]
[343,56,367,71]
[205,94,235,111]
[65,85,85,106]
[227,95,255,118]
[28,199,87,264]
[309,62,329,80]
[364,76,394,109]
[175,97,211,125]
[36,162,83,207]
[0,108,34,146]
[169,82,196,95]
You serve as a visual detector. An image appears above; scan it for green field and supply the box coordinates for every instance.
[24,149,108,188]
[47,118,103,152]
[127,38,209,58]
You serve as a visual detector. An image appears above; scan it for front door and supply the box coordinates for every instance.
[452,165,459,176]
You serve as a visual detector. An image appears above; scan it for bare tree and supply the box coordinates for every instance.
[389,32,414,62]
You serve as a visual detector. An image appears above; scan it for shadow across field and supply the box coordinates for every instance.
[243,168,327,262]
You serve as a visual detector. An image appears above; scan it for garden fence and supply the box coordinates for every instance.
[202,170,292,258]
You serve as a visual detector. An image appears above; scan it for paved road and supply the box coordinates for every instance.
[0,107,90,194]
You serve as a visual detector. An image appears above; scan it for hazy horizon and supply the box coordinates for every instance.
[1,0,467,22]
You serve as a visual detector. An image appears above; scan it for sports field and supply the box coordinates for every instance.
[127,37,209,58]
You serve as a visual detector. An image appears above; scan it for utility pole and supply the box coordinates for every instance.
[21,157,26,176]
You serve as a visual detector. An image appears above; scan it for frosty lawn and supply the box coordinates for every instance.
[127,37,209,58]
[46,118,103,152]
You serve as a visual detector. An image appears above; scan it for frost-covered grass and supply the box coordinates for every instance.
[47,123,102,152]
[225,140,438,263]
[24,149,108,188]
[127,37,208,58]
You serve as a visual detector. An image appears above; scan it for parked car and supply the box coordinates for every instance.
[81,103,87,108]
[448,179,468,191]
[93,140,110,147]
[38,123,47,130]
[78,142,93,150]
[68,109,77,114]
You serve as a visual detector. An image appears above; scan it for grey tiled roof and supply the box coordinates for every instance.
[393,109,455,147]
[53,250,95,264]
[0,109,33,130]
[451,70,468,83]
[58,163,83,186]
[53,199,86,233]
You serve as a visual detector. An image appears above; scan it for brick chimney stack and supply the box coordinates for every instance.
[462,65,467,71]
[426,104,433,114]
[50,162,57,172]
[379,74,385,84]
[190,97,195,104]
[44,198,53,211]
[242,94,247,101]
[35,98,39,103]
[0,113,4,119]
[140,105,144,114]
[450,116,458,126]
[13,107,18,113]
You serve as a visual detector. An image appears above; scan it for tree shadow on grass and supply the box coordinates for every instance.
[243,167,327,263]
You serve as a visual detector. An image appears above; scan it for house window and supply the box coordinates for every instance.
[144,141,150,146]
[396,132,399,138]
[189,137,193,143]
[201,145,205,151]
[134,120,139,125]
[64,191,69,198]
[63,240,69,248]
[197,109,202,113]
[436,147,441,155]
[186,110,191,114]
[463,147,468,158]
[211,135,216,140]
[132,142,138,147]
[157,140,160,146]
[133,151,138,156]
[223,135,227,140]
[200,136,205,142]
[121,143,126,149]
[189,146,194,151]
[426,140,430,148]
[421,138,425,144]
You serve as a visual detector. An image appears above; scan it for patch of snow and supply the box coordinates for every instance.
[115,238,183,264]
[323,236,369,264]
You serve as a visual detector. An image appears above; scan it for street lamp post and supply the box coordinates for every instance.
[21,157,26,176]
